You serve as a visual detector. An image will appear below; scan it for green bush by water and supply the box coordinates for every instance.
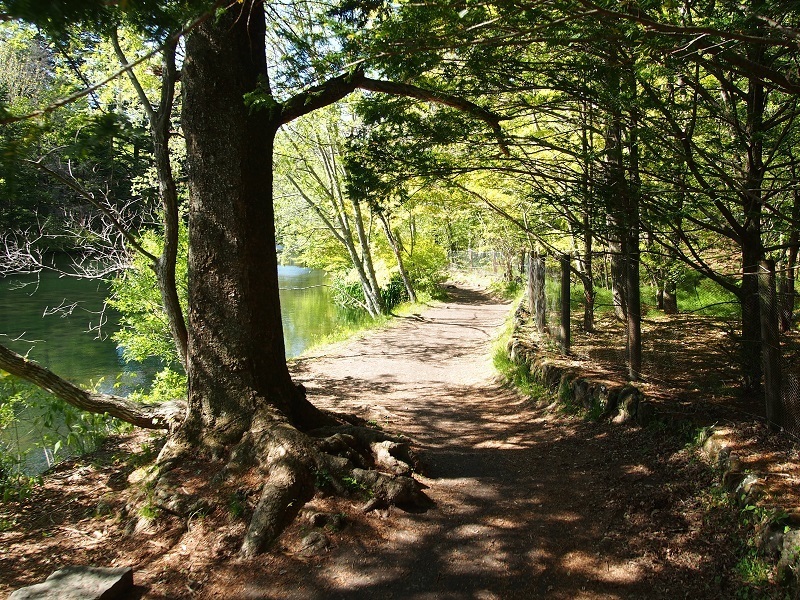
[0,372,122,498]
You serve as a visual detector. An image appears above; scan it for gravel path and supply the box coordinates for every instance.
[0,284,755,599]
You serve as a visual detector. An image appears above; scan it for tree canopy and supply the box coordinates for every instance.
[1,0,800,554]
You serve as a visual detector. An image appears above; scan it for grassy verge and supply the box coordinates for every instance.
[297,290,444,357]
[491,317,549,401]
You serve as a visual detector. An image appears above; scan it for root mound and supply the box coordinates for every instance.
[142,412,430,557]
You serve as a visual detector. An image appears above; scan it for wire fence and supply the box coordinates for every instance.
[450,249,499,270]
[780,360,800,438]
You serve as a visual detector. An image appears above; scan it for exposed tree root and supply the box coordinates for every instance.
[144,410,431,557]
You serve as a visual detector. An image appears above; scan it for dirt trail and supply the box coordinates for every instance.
[0,284,740,600]
[243,285,733,599]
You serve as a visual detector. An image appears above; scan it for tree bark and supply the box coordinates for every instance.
[779,172,799,332]
[758,260,783,429]
[378,211,417,304]
[112,31,188,367]
[662,281,678,314]
[738,44,767,391]
[181,1,302,450]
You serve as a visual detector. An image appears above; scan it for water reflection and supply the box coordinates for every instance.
[1,264,361,472]
[0,264,352,389]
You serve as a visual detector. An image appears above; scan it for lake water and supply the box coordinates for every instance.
[0,265,349,386]
[0,264,357,471]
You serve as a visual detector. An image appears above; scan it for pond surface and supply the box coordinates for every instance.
[0,264,348,387]
[0,263,356,472]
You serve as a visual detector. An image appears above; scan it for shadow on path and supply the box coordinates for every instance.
[242,283,740,599]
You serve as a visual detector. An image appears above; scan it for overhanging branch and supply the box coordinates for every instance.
[0,344,183,430]
[280,69,510,156]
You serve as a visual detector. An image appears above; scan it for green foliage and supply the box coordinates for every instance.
[330,278,370,312]
[131,368,187,404]
[380,273,407,311]
[404,238,448,294]
[489,278,523,300]
[314,468,333,490]
[330,272,409,313]
[243,75,279,116]
[0,371,118,497]
[108,223,188,367]
[138,501,160,521]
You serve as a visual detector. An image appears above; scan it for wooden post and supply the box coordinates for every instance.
[532,253,547,334]
[527,250,535,318]
[626,247,642,381]
[759,259,783,429]
[560,253,571,355]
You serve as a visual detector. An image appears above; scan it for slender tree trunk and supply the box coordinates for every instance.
[780,182,799,332]
[625,71,642,381]
[662,281,678,314]
[351,197,386,314]
[741,231,764,391]
[759,260,783,428]
[579,98,596,332]
[603,61,628,322]
[112,32,188,366]
[378,212,416,304]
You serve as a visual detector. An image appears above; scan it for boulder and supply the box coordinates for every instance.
[778,530,800,585]
[613,386,640,423]
[9,566,133,600]
[300,531,329,556]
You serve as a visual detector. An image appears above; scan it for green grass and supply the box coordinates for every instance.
[562,277,740,319]
[492,319,549,400]
[678,279,741,318]
[734,549,773,591]
[489,278,524,300]
[296,276,457,358]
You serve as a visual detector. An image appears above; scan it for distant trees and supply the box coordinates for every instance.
[341,0,800,388]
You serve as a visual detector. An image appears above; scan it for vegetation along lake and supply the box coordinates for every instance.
[0,264,353,470]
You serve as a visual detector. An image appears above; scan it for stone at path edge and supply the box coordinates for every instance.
[8,565,133,600]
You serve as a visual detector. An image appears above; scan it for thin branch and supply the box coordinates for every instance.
[26,160,159,263]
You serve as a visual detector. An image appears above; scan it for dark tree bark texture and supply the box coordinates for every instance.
[182,3,297,450]
[162,1,430,557]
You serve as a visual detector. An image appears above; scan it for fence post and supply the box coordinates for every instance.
[759,259,783,429]
[534,253,547,334]
[560,253,571,355]
[527,250,535,318]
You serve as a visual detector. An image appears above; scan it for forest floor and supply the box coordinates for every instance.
[1,283,799,598]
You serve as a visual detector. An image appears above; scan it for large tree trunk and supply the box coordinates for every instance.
[170,2,427,557]
[741,230,764,391]
[738,49,767,392]
[181,2,301,451]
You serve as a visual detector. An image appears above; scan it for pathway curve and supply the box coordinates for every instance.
[252,285,732,599]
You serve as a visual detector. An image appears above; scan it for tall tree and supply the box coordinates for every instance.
[0,0,508,554]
